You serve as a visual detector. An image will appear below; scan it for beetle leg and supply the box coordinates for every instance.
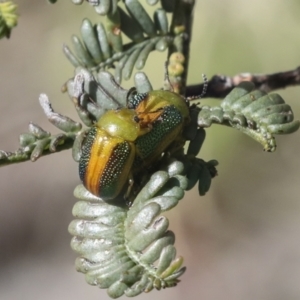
[124,173,134,202]
[72,129,90,162]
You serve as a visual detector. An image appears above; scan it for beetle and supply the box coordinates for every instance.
[128,89,190,169]
[79,89,190,200]
[79,108,145,200]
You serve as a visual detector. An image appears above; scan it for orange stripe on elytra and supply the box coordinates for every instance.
[84,128,122,196]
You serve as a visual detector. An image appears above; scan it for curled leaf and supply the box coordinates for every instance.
[198,82,300,151]
[69,161,188,298]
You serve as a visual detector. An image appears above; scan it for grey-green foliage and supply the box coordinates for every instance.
[66,68,129,125]
[198,82,300,151]
[69,160,187,298]
[64,0,173,82]
[0,69,128,166]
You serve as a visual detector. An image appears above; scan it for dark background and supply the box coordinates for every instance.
[0,1,300,299]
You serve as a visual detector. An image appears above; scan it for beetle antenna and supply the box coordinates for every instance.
[186,74,208,101]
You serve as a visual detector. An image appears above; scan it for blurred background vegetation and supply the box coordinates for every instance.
[0,1,300,299]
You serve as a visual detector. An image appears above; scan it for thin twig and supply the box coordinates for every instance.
[0,136,75,167]
[186,66,300,99]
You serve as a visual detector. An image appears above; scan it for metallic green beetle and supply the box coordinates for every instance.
[79,89,190,200]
